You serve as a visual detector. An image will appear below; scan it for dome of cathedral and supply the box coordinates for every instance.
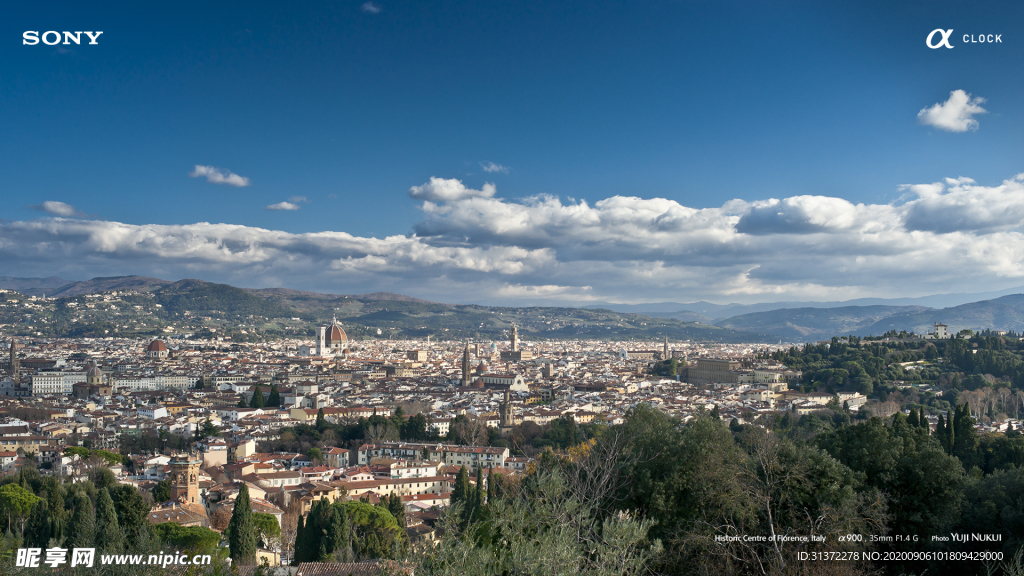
[86,365,102,377]
[325,323,348,344]
[147,339,168,352]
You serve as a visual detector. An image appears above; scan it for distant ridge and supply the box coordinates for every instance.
[48,275,173,297]
[246,287,440,305]
[0,276,73,296]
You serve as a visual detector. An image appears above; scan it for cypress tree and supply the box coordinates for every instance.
[24,500,51,549]
[451,466,470,506]
[327,503,350,561]
[486,466,495,503]
[474,466,485,520]
[94,488,124,553]
[316,408,326,430]
[67,493,95,550]
[908,408,919,428]
[293,514,306,564]
[228,484,257,564]
[250,385,265,408]
[267,385,281,408]
[237,397,248,408]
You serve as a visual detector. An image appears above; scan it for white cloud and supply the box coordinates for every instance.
[361,2,382,14]
[28,201,88,218]
[917,90,987,132]
[267,202,301,211]
[6,172,1024,305]
[408,177,497,202]
[189,165,251,187]
[480,162,510,174]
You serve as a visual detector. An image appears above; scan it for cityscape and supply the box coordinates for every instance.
[4,0,1023,575]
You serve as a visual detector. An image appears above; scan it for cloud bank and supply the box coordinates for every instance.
[917,90,987,132]
[6,172,1023,304]
[189,165,252,187]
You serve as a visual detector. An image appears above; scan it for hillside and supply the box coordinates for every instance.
[0,276,773,342]
[717,305,931,342]
[857,294,1024,336]
[0,276,73,296]
[48,275,173,297]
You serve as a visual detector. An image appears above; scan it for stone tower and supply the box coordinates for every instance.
[9,339,18,384]
[663,336,669,360]
[510,324,518,352]
[169,452,201,504]
[499,390,514,435]
[461,343,472,387]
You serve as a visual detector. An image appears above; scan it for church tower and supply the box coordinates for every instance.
[9,339,18,384]
[499,390,514,436]
[663,336,669,360]
[510,325,518,352]
[461,343,472,387]
[168,452,201,504]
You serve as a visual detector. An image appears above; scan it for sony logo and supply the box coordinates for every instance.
[23,31,103,45]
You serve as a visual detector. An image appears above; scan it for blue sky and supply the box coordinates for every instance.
[2,1,1022,304]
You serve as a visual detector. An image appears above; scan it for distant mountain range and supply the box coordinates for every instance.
[0,276,770,342]
[1,275,1021,342]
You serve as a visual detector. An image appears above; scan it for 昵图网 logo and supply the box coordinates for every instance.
[23,31,103,45]
[926,28,1002,49]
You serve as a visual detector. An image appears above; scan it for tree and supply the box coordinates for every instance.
[0,483,40,534]
[238,396,248,408]
[451,466,470,507]
[88,467,117,490]
[108,485,151,549]
[152,479,171,503]
[316,408,326,430]
[293,514,306,565]
[267,385,281,408]
[420,468,660,576]
[250,385,265,408]
[341,500,404,560]
[67,493,95,550]
[153,523,221,554]
[307,447,323,466]
[252,512,282,549]
[23,500,51,549]
[94,488,124,553]
[228,483,257,564]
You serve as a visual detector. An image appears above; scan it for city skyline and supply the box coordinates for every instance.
[3,1,1022,305]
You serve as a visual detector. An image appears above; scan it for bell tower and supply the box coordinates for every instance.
[169,452,201,504]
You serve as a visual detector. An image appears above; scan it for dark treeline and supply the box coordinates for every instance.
[417,405,1024,576]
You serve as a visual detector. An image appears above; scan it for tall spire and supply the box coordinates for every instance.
[461,342,472,387]
[510,324,518,352]
[9,339,18,384]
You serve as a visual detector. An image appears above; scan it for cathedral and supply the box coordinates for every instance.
[315,317,349,357]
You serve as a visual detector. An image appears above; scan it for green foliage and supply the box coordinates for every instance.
[306,447,322,465]
[151,479,171,503]
[419,467,661,576]
[23,500,51,549]
[250,384,265,408]
[94,487,124,553]
[89,467,117,490]
[818,417,964,540]
[267,385,281,407]
[0,483,39,531]
[152,522,221,553]
[66,493,95,550]
[341,500,405,560]
[228,484,257,564]
[108,485,151,549]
